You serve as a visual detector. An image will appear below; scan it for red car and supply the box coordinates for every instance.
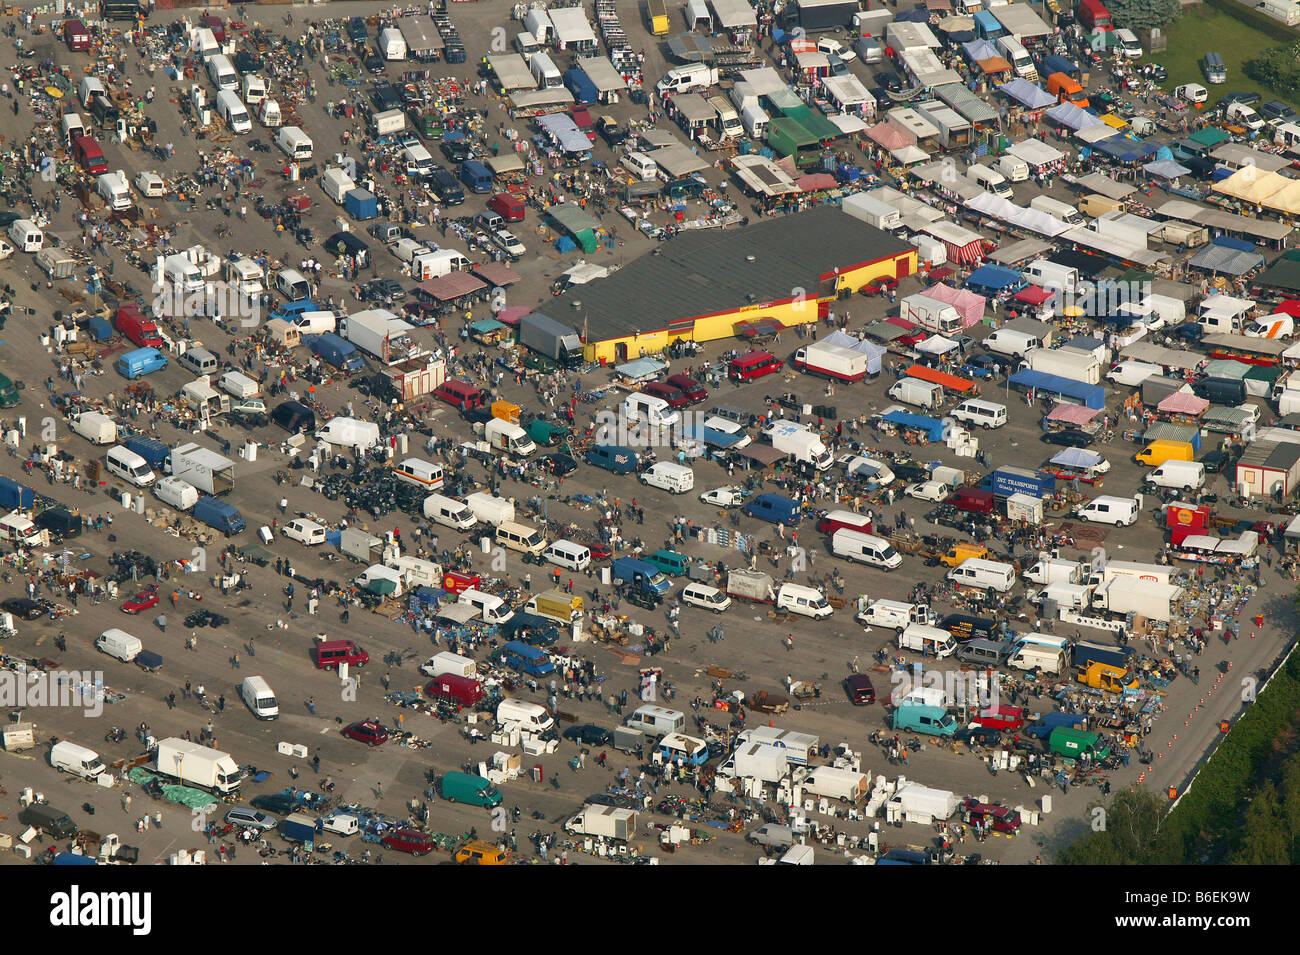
[862,276,898,296]
[961,799,1022,835]
[587,542,613,561]
[664,374,708,405]
[121,586,160,614]
[971,704,1026,732]
[341,720,390,746]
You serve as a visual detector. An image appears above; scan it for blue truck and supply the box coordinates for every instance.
[305,333,365,373]
[125,436,170,471]
[193,496,246,536]
[979,466,1056,499]
[0,476,35,511]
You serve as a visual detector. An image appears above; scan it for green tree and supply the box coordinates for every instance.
[1105,0,1182,32]
[1058,788,1170,865]
[1231,783,1288,864]
[1278,757,1300,863]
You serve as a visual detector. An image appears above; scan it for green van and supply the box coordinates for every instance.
[646,548,690,577]
[0,373,19,408]
[1048,727,1110,761]
[440,770,503,808]
[892,702,957,737]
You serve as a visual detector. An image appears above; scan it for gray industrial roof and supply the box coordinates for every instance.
[553,206,913,340]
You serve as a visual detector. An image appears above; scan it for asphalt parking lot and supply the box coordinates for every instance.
[0,0,1292,869]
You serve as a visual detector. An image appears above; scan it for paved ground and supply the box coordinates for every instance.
[0,0,1290,867]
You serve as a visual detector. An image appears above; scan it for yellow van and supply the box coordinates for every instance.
[940,542,990,567]
[1134,440,1194,467]
[1078,194,1124,218]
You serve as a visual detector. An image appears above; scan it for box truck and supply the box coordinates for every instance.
[153,737,243,794]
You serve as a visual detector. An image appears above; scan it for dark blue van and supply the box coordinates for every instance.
[563,68,598,105]
[743,493,801,525]
[499,640,555,676]
[585,444,639,474]
[459,160,493,194]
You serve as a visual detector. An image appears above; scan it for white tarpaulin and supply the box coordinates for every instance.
[538,113,593,153]
[1007,138,1064,166]
[916,335,958,355]
[965,191,1071,237]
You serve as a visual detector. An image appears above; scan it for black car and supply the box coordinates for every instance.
[564,724,612,746]
[1142,63,1167,82]
[251,792,298,815]
[439,138,473,164]
[1171,322,1203,344]
[956,726,1002,747]
[363,277,405,302]
[1042,428,1094,448]
[428,166,465,205]
[586,792,639,809]
[1261,99,1300,122]
[2,597,44,620]
[1221,91,1262,107]
[364,50,385,74]
[346,16,368,44]
[966,353,1016,375]
[1201,449,1237,474]
[233,51,262,74]
[323,232,371,266]
[370,82,403,112]
[874,70,905,92]
[597,116,626,147]
[540,453,578,476]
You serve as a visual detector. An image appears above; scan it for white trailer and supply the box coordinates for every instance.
[842,193,901,230]
[886,783,959,824]
[1090,577,1183,621]
[565,805,638,840]
[793,341,872,382]
[720,742,790,784]
[153,737,243,794]
[1022,557,1084,585]
[899,293,964,334]
[1084,560,1173,587]
[169,442,235,495]
[341,308,426,365]
[1024,347,1101,384]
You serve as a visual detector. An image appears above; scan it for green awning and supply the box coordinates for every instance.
[1188,127,1229,147]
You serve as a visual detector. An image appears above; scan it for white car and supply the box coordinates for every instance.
[1174,83,1207,104]
[232,398,268,416]
[905,480,950,503]
[1225,102,1266,131]
[700,485,748,508]
[491,228,526,259]
[817,37,856,62]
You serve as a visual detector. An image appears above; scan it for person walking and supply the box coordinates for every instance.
[306,696,316,715]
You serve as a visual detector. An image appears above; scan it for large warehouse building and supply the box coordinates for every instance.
[553,206,918,364]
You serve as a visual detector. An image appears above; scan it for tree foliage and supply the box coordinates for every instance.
[1106,0,1182,32]
[1245,42,1300,98]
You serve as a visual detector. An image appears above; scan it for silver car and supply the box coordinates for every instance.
[225,807,277,830]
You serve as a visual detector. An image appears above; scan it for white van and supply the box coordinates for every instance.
[423,493,477,530]
[1144,460,1204,491]
[950,399,1007,429]
[275,125,314,161]
[404,143,435,177]
[458,588,515,625]
[776,583,832,619]
[946,557,1016,592]
[640,461,695,494]
[497,698,554,734]
[1023,259,1078,296]
[275,267,311,301]
[970,164,1012,200]
[106,445,156,487]
[95,628,143,662]
[621,392,679,428]
[1114,28,1143,59]
[897,623,957,658]
[206,53,238,90]
[393,457,445,490]
[997,155,1030,182]
[290,310,337,335]
[681,581,732,613]
[528,51,563,88]
[544,539,592,571]
[983,326,1041,358]
[625,704,685,738]
[621,152,658,181]
[153,476,199,511]
[215,89,251,133]
[1029,195,1084,226]
[241,73,267,106]
[8,219,43,253]
[1106,361,1161,387]
[831,529,902,569]
[239,675,279,719]
[50,741,106,780]
[496,520,548,556]
[282,517,327,545]
[655,63,717,95]
[177,346,219,377]
[1074,494,1143,526]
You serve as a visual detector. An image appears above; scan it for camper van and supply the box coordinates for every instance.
[240,675,279,719]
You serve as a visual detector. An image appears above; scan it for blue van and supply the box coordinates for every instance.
[585,444,639,474]
[563,68,598,105]
[306,333,365,373]
[116,347,168,379]
[611,556,672,594]
[459,160,493,194]
[646,549,690,577]
[892,703,957,737]
[742,493,801,525]
[270,299,316,323]
[499,640,555,676]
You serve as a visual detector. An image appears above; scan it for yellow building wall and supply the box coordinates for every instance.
[582,251,917,365]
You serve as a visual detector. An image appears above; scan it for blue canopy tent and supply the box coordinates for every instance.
[881,410,949,442]
[1094,137,1156,162]
[965,264,1027,295]
[1008,369,1105,409]
[682,420,746,450]
[997,78,1056,109]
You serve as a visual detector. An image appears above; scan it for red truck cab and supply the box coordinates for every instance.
[113,305,163,348]
[64,18,90,52]
[73,135,108,175]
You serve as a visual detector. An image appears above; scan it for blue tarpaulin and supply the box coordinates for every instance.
[965,265,1026,294]
[1213,234,1257,253]
[882,410,948,442]
[683,421,746,449]
[1008,369,1105,409]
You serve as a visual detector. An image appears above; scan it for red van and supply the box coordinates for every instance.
[728,351,783,382]
[664,374,708,405]
[73,135,108,175]
[312,639,370,670]
[1076,0,1112,31]
[972,704,1026,731]
[64,18,90,52]
[844,674,876,705]
[642,381,689,410]
[381,828,437,855]
[816,511,872,535]
[950,487,996,514]
[113,305,163,348]
[200,14,226,43]
[425,673,485,707]
[488,192,525,222]
[433,380,486,411]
